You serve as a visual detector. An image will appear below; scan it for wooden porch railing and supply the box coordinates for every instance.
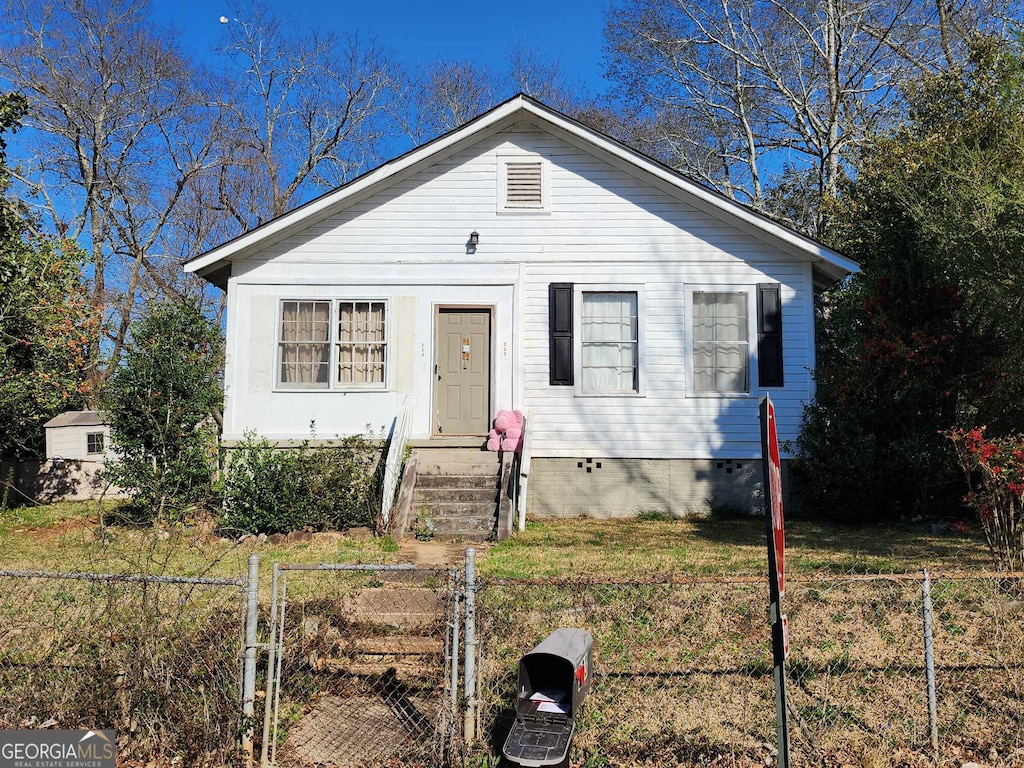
[378,395,415,532]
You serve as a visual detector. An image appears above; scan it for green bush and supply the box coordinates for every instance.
[220,431,381,534]
[101,302,223,522]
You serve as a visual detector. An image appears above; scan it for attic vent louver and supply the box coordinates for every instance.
[505,162,543,207]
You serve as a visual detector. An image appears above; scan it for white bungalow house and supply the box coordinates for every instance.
[185,95,857,536]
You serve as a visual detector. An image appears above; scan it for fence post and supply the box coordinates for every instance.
[260,562,280,768]
[463,547,477,744]
[242,553,260,764]
[449,568,461,754]
[922,569,939,758]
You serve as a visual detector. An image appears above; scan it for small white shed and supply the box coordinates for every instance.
[44,411,113,462]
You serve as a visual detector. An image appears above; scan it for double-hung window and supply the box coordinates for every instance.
[580,291,639,394]
[691,292,750,393]
[277,300,387,389]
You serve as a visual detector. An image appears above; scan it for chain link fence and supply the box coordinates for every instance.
[473,572,1024,767]
[0,569,248,765]
[263,563,458,768]
[784,573,1024,764]
[1,559,1020,767]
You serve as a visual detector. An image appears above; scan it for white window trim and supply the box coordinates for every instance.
[273,298,391,392]
[684,286,758,398]
[573,284,646,398]
[496,153,551,214]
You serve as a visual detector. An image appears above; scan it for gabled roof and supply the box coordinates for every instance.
[185,94,858,286]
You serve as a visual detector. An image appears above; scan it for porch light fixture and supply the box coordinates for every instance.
[467,230,480,255]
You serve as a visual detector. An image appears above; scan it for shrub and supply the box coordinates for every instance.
[101,303,223,522]
[221,431,381,534]
[949,427,1024,571]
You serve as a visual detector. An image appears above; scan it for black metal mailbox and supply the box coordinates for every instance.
[502,628,593,767]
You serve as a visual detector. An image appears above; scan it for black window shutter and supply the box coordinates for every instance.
[757,283,784,387]
[549,283,574,386]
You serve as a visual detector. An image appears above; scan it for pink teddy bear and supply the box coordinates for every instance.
[487,410,524,452]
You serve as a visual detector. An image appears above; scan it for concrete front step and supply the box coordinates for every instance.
[431,515,494,534]
[348,587,441,629]
[415,473,498,489]
[343,636,442,655]
[412,447,495,463]
[422,502,497,518]
[313,657,439,678]
[413,488,497,505]
[415,462,502,476]
[434,530,492,543]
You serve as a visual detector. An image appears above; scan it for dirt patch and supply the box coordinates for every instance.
[398,539,487,567]
[8,515,97,543]
[284,694,440,767]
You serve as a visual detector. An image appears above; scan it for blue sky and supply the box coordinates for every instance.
[149,0,613,95]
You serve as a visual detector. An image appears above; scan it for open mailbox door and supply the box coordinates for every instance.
[502,628,593,767]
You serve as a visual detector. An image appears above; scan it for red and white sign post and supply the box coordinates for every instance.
[760,395,791,768]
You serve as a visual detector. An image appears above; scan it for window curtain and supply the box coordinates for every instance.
[280,301,330,385]
[338,302,385,384]
[693,293,748,392]
[581,292,638,393]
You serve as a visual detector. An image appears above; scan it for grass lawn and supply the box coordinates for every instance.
[0,501,994,581]
[0,501,400,583]
[478,515,992,579]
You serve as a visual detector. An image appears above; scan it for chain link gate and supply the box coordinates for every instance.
[261,563,460,768]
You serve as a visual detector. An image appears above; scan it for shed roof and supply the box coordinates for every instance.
[43,411,108,429]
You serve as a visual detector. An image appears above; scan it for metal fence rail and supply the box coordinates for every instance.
[0,567,249,765]
[262,563,459,768]
[472,571,1024,767]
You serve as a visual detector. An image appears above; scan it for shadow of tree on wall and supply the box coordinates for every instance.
[1,459,115,505]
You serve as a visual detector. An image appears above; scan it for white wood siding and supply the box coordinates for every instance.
[227,123,816,456]
[225,275,516,441]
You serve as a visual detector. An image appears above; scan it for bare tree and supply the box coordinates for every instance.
[0,0,221,390]
[212,2,399,227]
[605,0,1022,234]
[503,40,581,111]
[395,58,497,145]
[395,41,611,146]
